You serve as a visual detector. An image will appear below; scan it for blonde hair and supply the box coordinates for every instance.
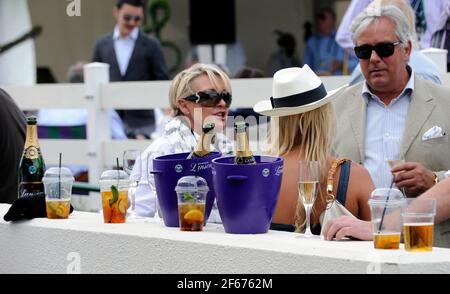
[169,63,232,115]
[266,103,335,232]
[369,0,418,48]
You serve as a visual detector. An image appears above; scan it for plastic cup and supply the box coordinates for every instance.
[402,198,436,252]
[43,167,74,219]
[99,170,130,223]
[175,176,209,231]
[368,188,405,249]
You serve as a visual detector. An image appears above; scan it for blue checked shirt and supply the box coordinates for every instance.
[362,72,415,188]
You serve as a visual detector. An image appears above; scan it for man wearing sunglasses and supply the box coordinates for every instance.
[333,5,450,199]
[92,0,169,139]
[346,0,442,86]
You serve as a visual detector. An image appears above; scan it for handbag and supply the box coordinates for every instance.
[319,158,356,236]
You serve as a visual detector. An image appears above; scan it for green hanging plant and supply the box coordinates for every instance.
[143,0,181,75]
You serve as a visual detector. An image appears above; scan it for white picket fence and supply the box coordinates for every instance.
[3,63,450,184]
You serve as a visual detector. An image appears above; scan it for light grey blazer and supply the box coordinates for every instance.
[332,76,450,248]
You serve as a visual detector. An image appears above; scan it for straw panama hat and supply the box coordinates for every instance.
[253,65,346,117]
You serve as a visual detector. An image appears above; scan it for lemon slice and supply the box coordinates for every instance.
[183,209,204,222]
[118,199,127,214]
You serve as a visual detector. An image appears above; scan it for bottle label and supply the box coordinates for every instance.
[28,165,37,174]
[24,146,39,160]
[234,129,256,164]
[236,132,247,152]
[18,182,45,198]
[202,134,213,151]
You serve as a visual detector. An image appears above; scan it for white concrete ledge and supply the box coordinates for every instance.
[1,204,450,274]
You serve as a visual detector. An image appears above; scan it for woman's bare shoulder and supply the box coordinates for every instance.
[348,161,375,192]
[349,161,370,178]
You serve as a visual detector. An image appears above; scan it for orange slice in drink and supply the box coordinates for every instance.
[55,204,69,218]
[184,209,204,222]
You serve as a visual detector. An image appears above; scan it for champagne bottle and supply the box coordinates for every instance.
[234,121,256,164]
[18,116,46,198]
[187,122,216,159]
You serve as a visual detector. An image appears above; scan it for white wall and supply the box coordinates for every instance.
[2,204,450,274]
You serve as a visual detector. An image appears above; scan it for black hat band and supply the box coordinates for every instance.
[270,83,327,109]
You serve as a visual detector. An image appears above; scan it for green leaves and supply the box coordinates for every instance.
[184,192,194,202]
[109,185,119,208]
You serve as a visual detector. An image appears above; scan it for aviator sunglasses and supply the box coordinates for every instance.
[183,91,232,107]
[123,14,142,23]
[354,41,401,59]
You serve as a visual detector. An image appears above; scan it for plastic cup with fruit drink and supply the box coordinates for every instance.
[43,167,74,219]
[175,176,209,231]
[99,170,130,223]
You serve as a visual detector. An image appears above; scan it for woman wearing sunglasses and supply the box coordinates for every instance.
[130,63,233,218]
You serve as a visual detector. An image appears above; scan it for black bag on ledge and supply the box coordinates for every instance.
[3,195,73,222]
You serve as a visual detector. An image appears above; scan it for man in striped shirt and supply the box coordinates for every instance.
[333,5,450,197]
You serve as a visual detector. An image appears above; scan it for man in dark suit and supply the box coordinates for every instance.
[0,89,26,203]
[92,0,169,139]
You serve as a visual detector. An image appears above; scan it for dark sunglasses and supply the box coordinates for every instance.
[123,14,142,23]
[183,91,232,107]
[354,41,401,59]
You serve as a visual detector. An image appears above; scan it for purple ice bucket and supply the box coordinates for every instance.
[212,156,283,234]
[152,152,221,227]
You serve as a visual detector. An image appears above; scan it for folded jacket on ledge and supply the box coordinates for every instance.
[3,195,74,222]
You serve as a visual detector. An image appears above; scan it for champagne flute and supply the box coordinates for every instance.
[147,154,161,222]
[387,158,406,196]
[298,160,319,237]
[123,149,141,219]
[387,159,405,177]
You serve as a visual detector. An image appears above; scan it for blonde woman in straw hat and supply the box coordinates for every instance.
[253,65,374,235]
